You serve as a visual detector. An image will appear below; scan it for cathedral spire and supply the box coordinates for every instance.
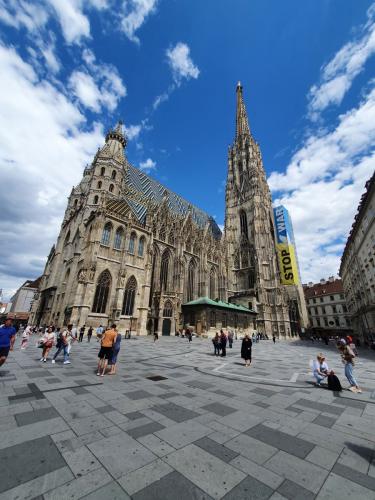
[105,120,127,149]
[235,82,251,140]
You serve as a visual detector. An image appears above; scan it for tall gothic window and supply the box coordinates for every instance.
[122,276,137,315]
[138,236,145,257]
[101,223,112,245]
[100,167,105,176]
[163,301,173,317]
[111,170,116,180]
[109,184,114,193]
[239,210,248,238]
[160,250,170,291]
[113,227,123,249]
[94,195,99,204]
[97,181,102,189]
[128,232,136,254]
[92,270,111,313]
[187,260,196,301]
[209,268,216,299]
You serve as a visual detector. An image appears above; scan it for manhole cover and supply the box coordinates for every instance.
[146,375,168,381]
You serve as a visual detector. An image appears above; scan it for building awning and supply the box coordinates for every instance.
[182,296,256,314]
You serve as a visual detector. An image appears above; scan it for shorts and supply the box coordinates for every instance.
[98,347,113,360]
[0,347,10,358]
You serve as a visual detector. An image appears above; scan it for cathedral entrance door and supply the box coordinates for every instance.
[162,319,171,336]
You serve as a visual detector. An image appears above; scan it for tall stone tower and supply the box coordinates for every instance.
[225,82,291,337]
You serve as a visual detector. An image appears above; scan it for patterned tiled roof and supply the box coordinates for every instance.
[124,164,222,239]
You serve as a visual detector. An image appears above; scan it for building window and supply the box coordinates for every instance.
[209,268,216,299]
[97,181,102,189]
[94,195,99,204]
[332,304,337,314]
[113,227,123,250]
[210,310,216,327]
[122,276,137,315]
[111,170,116,180]
[138,236,145,257]
[100,167,105,176]
[343,304,347,313]
[310,307,315,315]
[239,210,248,238]
[163,301,173,317]
[322,306,326,314]
[128,232,136,254]
[160,250,170,291]
[222,313,227,327]
[101,223,112,246]
[92,270,111,313]
[313,298,316,304]
[330,295,334,301]
[187,260,196,302]
[109,184,114,193]
[334,317,340,327]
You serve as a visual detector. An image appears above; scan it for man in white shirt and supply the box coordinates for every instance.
[96,325,103,342]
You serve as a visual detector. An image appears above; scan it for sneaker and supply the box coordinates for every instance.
[63,360,71,365]
[40,358,44,361]
[349,386,356,392]
[51,359,55,364]
[100,374,104,377]
[43,358,47,362]
[356,388,362,393]
[96,372,100,376]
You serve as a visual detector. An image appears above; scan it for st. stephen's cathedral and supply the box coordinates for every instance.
[31,83,307,337]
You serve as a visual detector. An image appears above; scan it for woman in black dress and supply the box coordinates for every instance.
[241,334,252,367]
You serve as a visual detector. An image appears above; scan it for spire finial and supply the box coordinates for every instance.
[105,120,127,148]
[235,82,250,139]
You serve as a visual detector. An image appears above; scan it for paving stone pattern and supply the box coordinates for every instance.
[0,335,375,499]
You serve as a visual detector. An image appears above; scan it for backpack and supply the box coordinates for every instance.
[327,373,342,392]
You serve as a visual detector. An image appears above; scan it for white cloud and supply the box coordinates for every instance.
[69,63,126,112]
[125,124,142,140]
[308,4,375,119]
[0,42,104,298]
[269,87,375,282]
[0,0,48,32]
[166,42,200,85]
[47,0,90,44]
[139,157,156,171]
[120,0,158,44]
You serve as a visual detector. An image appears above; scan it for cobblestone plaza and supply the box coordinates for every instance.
[1,337,375,499]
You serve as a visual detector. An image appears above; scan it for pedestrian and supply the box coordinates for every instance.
[79,325,85,342]
[52,325,72,364]
[272,335,276,344]
[40,326,55,362]
[220,329,227,357]
[241,333,252,367]
[108,330,122,375]
[0,318,16,367]
[87,326,93,342]
[154,331,159,342]
[97,324,117,377]
[21,325,32,349]
[71,325,78,340]
[338,340,362,393]
[96,324,103,342]
[212,332,220,356]
[228,330,234,348]
[312,353,329,386]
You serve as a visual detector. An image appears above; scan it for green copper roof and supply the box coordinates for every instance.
[183,296,256,314]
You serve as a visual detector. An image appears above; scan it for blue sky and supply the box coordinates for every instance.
[0,0,374,299]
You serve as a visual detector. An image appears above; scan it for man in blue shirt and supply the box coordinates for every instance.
[0,318,16,367]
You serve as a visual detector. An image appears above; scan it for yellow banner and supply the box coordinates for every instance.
[276,243,299,285]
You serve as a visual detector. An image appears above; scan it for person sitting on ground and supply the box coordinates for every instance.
[312,353,329,386]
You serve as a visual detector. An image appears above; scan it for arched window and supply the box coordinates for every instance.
[239,210,248,238]
[100,167,105,176]
[109,184,114,193]
[163,301,173,317]
[209,268,216,299]
[128,232,136,254]
[160,250,170,291]
[97,181,102,189]
[187,260,196,301]
[159,226,166,241]
[92,270,111,313]
[94,195,99,204]
[111,170,116,180]
[101,223,112,245]
[114,227,123,250]
[122,276,137,315]
[138,236,145,257]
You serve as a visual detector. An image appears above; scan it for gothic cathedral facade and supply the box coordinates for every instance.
[31,84,306,337]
